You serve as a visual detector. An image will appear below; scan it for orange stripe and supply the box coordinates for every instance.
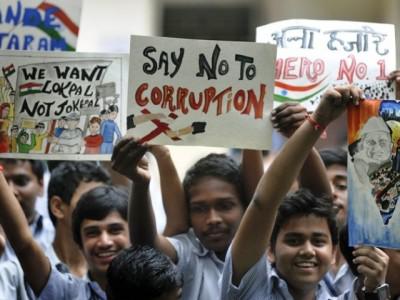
[275,76,327,92]
[38,2,79,36]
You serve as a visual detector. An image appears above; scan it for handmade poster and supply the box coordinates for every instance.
[0,0,83,51]
[0,50,128,160]
[257,19,396,110]
[127,35,276,150]
[348,99,400,248]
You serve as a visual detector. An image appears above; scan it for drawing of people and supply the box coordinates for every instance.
[100,105,121,154]
[84,116,103,154]
[32,122,48,153]
[9,124,19,152]
[16,129,36,153]
[351,116,393,184]
[54,116,67,138]
[51,112,83,154]
[0,103,11,152]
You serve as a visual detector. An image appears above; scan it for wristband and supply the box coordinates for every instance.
[362,283,390,300]
[305,114,327,139]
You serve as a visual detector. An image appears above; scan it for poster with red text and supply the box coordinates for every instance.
[127,35,276,150]
[257,19,396,111]
[0,0,82,51]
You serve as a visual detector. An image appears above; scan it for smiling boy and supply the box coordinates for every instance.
[0,177,130,299]
[221,86,389,300]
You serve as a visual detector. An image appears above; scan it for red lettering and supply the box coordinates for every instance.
[233,90,246,111]
[337,55,356,84]
[176,87,189,114]
[275,58,283,79]
[376,60,387,80]
[202,87,216,114]
[241,84,266,119]
[162,85,176,111]
[150,86,162,105]
[283,57,298,79]
[189,91,203,110]
[135,83,149,106]
[212,87,231,116]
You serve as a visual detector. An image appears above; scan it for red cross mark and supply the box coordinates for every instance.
[138,109,181,144]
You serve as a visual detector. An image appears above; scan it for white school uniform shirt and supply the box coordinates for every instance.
[167,229,224,300]
[220,247,357,300]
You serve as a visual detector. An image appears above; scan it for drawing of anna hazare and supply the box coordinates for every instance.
[352,116,393,184]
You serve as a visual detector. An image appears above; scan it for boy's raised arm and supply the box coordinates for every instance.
[230,86,362,285]
[271,102,331,197]
[111,138,177,261]
[240,150,264,201]
[149,145,189,237]
[0,167,51,295]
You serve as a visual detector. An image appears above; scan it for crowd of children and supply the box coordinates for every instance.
[0,82,399,300]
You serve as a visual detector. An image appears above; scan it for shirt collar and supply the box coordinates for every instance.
[187,229,225,264]
[268,263,333,299]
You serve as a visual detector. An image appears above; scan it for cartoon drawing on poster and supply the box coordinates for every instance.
[0,0,83,51]
[348,99,400,248]
[257,19,396,110]
[0,50,128,160]
[127,35,276,150]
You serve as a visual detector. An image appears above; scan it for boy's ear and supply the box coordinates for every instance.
[266,245,276,263]
[50,196,66,221]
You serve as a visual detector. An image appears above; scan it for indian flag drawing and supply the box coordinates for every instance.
[273,76,329,106]
[19,82,44,97]
[2,0,82,51]
[36,2,80,51]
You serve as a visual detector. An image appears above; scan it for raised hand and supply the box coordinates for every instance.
[271,103,307,138]
[388,70,400,99]
[353,246,389,292]
[313,85,363,128]
[111,137,151,184]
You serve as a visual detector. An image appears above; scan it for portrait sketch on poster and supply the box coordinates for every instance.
[348,99,400,248]
[257,19,396,110]
[0,0,83,51]
[127,35,276,150]
[0,50,128,160]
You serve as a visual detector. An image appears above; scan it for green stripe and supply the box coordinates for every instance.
[37,23,75,51]
[274,85,329,103]
[20,90,43,97]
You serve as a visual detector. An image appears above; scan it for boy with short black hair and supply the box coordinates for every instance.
[319,147,355,295]
[47,161,112,277]
[0,158,53,262]
[111,126,330,299]
[106,245,182,300]
[0,180,130,299]
[220,86,389,300]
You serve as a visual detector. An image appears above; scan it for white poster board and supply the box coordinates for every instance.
[257,19,396,110]
[0,50,128,160]
[127,35,277,150]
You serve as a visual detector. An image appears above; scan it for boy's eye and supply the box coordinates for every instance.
[12,176,30,187]
[313,239,327,247]
[109,225,125,235]
[334,182,347,191]
[216,201,234,211]
[284,237,302,246]
[190,205,208,214]
[83,229,100,238]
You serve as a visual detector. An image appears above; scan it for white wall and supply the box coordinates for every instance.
[77,0,158,53]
